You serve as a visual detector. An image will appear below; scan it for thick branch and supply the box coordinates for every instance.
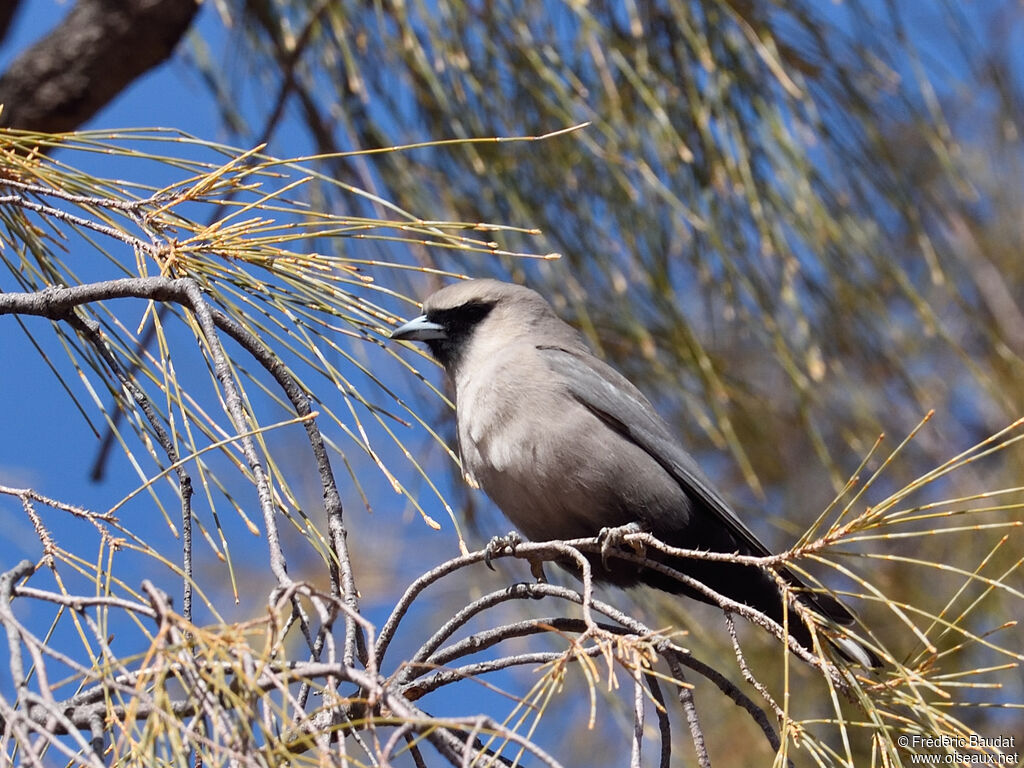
[0,0,200,132]
[0,0,21,47]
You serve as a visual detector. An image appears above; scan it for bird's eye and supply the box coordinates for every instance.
[434,300,496,330]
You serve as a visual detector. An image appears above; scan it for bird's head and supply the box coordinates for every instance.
[389,279,579,374]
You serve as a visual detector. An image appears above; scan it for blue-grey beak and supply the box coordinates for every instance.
[389,314,448,341]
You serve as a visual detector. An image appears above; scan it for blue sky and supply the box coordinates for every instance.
[1,2,225,513]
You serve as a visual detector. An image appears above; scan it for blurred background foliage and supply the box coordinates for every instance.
[192,0,1024,498]
[196,0,1024,692]
[1,0,1023,764]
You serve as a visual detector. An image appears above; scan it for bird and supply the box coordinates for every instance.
[390,278,880,667]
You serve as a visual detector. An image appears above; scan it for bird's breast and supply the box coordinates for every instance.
[455,368,675,542]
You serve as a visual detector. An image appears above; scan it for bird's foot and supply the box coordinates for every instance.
[484,531,523,571]
[598,522,646,570]
[528,557,548,584]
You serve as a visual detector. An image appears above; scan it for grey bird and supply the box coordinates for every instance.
[391,279,880,667]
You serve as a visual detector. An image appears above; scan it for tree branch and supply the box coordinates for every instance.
[0,277,360,664]
[0,0,200,132]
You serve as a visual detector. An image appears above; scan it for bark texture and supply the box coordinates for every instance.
[0,0,199,132]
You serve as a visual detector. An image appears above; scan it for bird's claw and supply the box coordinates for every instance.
[484,531,523,571]
[598,522,645,570]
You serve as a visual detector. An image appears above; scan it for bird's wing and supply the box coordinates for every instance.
[537,344,853,624]
[536,345,772,554]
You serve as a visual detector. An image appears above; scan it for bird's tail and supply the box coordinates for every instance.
[786,572,882,668]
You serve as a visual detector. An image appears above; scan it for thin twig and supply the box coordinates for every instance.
[664,654,711,768]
